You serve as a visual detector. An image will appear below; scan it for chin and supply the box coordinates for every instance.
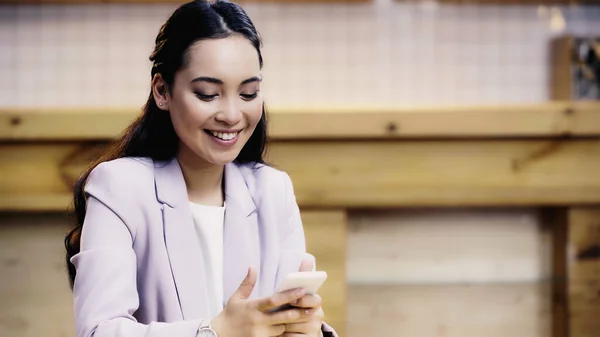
[206,152,241,166]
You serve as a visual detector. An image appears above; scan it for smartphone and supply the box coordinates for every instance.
[269,271,328,313]
[276,271,328,295]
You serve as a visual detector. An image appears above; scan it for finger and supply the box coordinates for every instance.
[254,288,306,312]
[299,258,314,272]
[284,320,324,335]
[280,334,304,337]
[290,294,321,309]
[267,307,316,325]
[268,324,286,337]
[232,267,257,300]
[284,322,312,333]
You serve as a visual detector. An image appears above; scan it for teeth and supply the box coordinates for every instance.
[210,131,238,141]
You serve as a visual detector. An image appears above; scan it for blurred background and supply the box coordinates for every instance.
[1,1,600,106]
[1,1,600,337]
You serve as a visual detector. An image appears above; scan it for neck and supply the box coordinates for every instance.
[177,145,224,206]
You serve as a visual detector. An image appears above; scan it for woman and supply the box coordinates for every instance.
[63,1,337,337]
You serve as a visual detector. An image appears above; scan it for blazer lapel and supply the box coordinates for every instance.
[222,163,260,304]
[154,158,209,320]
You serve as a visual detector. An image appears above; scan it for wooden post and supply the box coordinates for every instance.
[543,208,569,337]
[550,36,573,101]
[301,210,347,337]
[568,207,600,337]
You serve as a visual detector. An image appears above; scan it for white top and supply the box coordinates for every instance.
[189,202,226,319]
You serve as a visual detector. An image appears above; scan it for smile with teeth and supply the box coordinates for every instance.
[207,130,239,141]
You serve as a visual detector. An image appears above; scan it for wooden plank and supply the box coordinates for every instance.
[270,102,600,139]
[348,208,551,284]
[0,213,75,337]
[270,140,600,207]
[2,102,600,140]
[567,207,600,337]
[301,210,347,337]
[0,109,136,141]
[0,143,104,212]
[348,283,551,337]
[1,139,600,211]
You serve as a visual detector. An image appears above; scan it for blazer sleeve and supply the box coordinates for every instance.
[70,162,204,337]
[277,172,340,337]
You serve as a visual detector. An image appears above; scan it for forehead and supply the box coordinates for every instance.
[183,35,261,80]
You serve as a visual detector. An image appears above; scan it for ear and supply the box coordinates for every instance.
[151,73,170,111]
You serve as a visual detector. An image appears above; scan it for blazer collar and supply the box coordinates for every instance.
[153,157,256,217]
[153,157,260,319]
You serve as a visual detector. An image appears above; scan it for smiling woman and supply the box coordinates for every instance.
[152,35,265,205]
[154,36,264,176]
[62,1,337,337]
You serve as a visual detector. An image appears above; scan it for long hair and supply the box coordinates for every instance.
[64,0,267,288]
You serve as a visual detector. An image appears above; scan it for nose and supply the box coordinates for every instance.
[215,98,242,126]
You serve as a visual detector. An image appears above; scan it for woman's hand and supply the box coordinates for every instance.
[281,294,324,337]
[280,259,325,337]
[211,268,318,337]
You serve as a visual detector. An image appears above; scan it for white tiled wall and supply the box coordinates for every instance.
[0,1,599,108]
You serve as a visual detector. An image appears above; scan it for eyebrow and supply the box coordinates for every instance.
[190,76,262,85]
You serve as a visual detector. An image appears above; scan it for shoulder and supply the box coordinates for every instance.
[85,157,155,197]
[237,162,293,192]
[91,156,153,173]
[236,162,296,207]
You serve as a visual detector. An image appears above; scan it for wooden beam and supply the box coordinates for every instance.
[270,139,600,207]
[2,102,600,141]
[568,207,600,337]
[270,102,600,139]
[301,210,347,337]
[0,109,135,141]
[0,142,104,212]
[1,139,600,211]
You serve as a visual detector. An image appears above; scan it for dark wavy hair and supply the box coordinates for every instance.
[64,0,267,288]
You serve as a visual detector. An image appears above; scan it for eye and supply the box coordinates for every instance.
[195,92,218,102]
[240,91,259,101]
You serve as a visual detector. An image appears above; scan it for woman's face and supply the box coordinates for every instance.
[162,35,263,167]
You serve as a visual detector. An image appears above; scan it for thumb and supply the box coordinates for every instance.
[299,258,314,272]
[233,267,257,300]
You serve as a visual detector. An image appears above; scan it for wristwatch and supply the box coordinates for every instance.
[196,319,218,337]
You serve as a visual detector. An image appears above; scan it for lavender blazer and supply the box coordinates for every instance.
[70,157,338,337]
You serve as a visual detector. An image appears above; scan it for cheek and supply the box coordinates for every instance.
[169,101,211,147]
[246,100,263,128]
[172,97,211,130]
[169,105,193,139]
